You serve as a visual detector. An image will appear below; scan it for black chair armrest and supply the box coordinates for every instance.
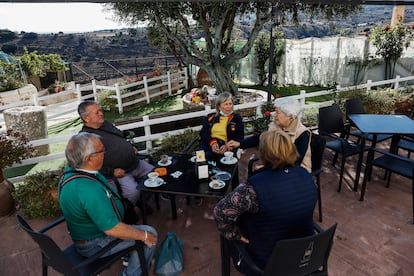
[182,138,200,154]
[372,147,414,164]
[311,168,324,177]
[72,239,125,269]
[39,216,66,233]
[233,241,264,275]
[313,222,324,233]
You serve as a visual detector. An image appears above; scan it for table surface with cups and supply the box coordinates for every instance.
[138,153,238,197]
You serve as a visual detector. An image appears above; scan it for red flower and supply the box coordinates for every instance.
[275,93,281,98]
[365,32,369,37]
[411,25,414,29]
[384,26,390,31]
[265,111,271,117]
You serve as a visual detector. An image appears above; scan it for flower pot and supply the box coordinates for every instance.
[0,178,15,217]
[394,100,412,116]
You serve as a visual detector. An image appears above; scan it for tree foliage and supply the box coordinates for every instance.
[108,2,359,94]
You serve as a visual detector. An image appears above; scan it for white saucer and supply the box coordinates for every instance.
[144,178,165,188]
[157,159,172,166]
[209,179,226,190]
[220,156,238,165]
[213,171,232,181]
[189,156,197,163]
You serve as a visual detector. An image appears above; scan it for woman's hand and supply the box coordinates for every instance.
[212,143,220,154]
[219,144,228,154]
[227,140,240,151]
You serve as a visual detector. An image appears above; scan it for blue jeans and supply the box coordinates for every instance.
[75,225,157,276]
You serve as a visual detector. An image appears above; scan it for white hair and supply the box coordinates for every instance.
[274,98,302,119]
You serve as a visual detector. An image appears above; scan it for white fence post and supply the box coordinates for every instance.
[76,84,82,103]
[142,115,152,151]
[115,83,123,114]
[394,75,400,90]
[92,79,98,102]
[144,76,150,104]
[366,79,372,91]
[167,71,172,96]
[299,90,306,111]
[33,93,39,106]
[184,69,189,89]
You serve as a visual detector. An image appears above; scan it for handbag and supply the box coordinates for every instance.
[154,232,184,276]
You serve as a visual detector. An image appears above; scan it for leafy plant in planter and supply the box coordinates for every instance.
[150,129,199,161]
[12,169,63,218]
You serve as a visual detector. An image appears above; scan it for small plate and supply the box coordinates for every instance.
[209,179,226,190]
[220,156,238,165]
[189,156,197,163]
[144,178,165,188]
[213,171,232,181]
[157,159,172,166]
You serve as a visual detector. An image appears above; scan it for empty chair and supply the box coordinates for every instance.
[222,223,337,276]
[16,214,148,276]
[397,135,414,158]
[360,147,414,223]
[345,97,392,144]
[318,104,369,192]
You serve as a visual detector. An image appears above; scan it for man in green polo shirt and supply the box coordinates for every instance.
[59,132,157,276]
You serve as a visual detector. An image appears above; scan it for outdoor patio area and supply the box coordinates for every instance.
[1,144,413,276]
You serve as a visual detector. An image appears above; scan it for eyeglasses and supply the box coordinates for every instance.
[90,150,105,156]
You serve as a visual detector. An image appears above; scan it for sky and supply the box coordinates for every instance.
[0,3,132,33]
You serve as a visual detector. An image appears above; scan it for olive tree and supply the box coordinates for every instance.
[108,2,358,94]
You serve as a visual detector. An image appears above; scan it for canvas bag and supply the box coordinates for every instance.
[154,232,184,276]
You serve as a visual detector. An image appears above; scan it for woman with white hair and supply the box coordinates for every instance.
[228,98,311,172]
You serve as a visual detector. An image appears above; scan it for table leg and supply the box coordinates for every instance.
[220,235,230,276]
[141,192,148,225]
[353,134,367,191]
[170,195,177,220]
[360,148,374,201]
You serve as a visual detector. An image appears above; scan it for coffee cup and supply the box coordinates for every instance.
[147,172,159,184]
[224,151,234,162]
[160,154,169,164]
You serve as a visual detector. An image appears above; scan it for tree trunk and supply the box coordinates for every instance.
[204,64,238,95]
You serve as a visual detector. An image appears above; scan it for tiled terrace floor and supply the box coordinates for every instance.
[1,145,413,275]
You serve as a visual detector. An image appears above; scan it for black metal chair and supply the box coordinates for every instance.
[397,135,414,158]
[16,214,148,276]
[310,133,326,223]
[222,223,337,276]
[318,104,370,192]
[345,97,392,144]
[360,147,414,223]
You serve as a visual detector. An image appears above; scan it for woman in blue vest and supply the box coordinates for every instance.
[214,130,317,275]
[199,92,244,157]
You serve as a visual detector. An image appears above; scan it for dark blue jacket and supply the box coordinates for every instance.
[199,113,244,155]
[239,165,317,271]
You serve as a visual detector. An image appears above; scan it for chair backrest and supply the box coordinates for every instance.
[345,97,365,116]
[263,223,337,276]
[318,105,345,136]
[310,133,326,173]
[15,214,77,275]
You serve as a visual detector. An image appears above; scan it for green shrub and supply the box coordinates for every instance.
[150,129,199,161]
[12,169,63,218]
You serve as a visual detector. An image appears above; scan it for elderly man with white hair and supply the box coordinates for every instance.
[227,98,311,172]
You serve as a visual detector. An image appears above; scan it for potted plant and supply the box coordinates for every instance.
[0,128,34,216]
[12,169,63,218]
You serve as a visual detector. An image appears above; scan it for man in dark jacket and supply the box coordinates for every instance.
[78,101,154,205]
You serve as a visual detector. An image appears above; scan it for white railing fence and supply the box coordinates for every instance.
[0,69,188,128]
[6,74,414,183]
